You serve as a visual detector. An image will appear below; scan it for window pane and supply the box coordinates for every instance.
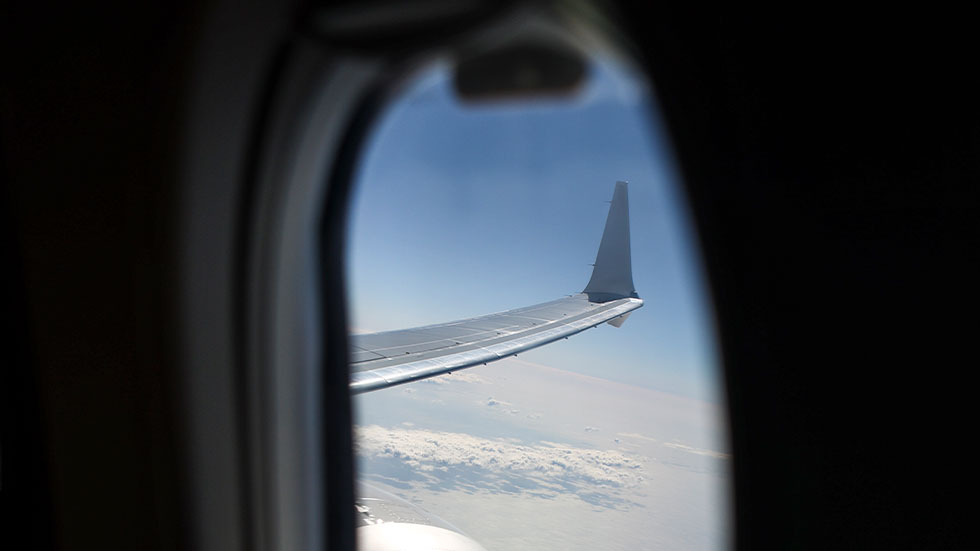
[347,54,729,550]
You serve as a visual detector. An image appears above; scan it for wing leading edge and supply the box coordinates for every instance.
[350,181,642,393]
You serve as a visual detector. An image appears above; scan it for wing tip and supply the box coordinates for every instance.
[583,182,638,302]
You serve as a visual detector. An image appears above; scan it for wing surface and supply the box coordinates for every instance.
[350,294,642,393]
[350,181,641,393]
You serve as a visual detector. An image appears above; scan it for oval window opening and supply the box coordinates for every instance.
[346,39,730,551]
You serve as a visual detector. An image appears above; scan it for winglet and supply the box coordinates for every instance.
[583,181,638,302]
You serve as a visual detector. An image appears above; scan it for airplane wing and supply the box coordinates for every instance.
[349,181,642,393]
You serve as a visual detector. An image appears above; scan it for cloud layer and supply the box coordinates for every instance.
[356,425,647,509]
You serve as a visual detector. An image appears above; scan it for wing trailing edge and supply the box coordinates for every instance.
[350,295,642,393]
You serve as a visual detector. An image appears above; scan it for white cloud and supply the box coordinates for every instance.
[486,396,512,407]
[355,425,647,506]
[616,432,658,443]
[419,370,488,385]
[663,442,730,460]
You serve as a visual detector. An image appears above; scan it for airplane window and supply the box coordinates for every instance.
[345,49,730,550]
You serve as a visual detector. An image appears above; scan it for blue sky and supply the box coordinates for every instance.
[346,56,721,403]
